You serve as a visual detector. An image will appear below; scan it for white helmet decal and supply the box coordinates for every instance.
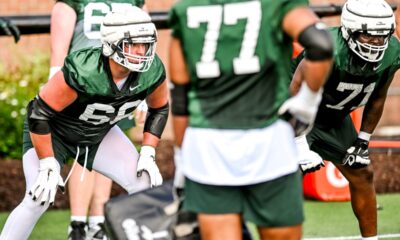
[341,0,395,62]
[100,7,157,72]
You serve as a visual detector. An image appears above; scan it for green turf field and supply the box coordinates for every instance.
[303,193,400,239]
[0,194,399,240]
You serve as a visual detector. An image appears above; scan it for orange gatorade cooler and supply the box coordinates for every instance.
[303,161,351,201]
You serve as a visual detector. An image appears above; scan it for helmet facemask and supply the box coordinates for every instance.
[346,31,391,62]
[110,35,157,72]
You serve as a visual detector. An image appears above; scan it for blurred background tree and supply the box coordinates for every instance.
[0,55,48,159]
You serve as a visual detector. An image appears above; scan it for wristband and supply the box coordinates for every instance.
[358,131,371,141]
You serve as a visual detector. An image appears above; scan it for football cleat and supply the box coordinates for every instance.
[87,223,108,240]
[68,221,87,240]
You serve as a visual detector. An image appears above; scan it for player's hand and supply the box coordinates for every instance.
[343,138,370,168]
[29,157,65,206]
[137,146,163,187]
[279,82,322,136]
[296,135,325,174]
[0,17,20,43]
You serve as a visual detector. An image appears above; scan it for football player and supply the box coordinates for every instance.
[292,0,399,239]
[168,0,333,239]
[0,8,167,240]
[49,1,147,239]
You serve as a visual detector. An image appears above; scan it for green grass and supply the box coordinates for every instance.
[0,210,69,240]
[304,193,400,237]
[1,194,399,239]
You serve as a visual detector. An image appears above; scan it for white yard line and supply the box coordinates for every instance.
[304,233,400,240]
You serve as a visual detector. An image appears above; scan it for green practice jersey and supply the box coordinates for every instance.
[169,0,307,129]
[49,47,165,146]
[58,0,145,53]
[293,27,400,128]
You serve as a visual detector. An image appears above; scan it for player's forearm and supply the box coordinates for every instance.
[302,59,332,91]
[172,116,188,148]
[284,7,333,92]
[170,80,190,148]
[290,58,331,95]
[30,132,54,159]
[360,99,385,134]
[169,38,190,85]
[168,37,190,147]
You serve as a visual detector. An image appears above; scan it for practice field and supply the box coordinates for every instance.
[303,193,400,239]
[0,194,399,239]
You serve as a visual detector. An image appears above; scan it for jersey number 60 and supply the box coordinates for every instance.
[79,101,141,125]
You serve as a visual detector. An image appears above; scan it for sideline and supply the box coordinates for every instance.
[304,233,400,240]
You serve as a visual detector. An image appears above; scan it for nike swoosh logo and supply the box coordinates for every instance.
[373,64,382,71]
[129,84,141,91]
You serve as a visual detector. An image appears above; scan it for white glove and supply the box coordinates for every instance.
[29,157,65,205]
[343,138,370,168]
[279,82,322,136]
[137,146,163,188]
[296,135,325,174]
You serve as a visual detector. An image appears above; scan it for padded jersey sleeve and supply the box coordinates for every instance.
[61,48,109,96]
[62,52,84,94]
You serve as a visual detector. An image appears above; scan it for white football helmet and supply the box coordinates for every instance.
[101,7,157,72]
[341,0,395,62]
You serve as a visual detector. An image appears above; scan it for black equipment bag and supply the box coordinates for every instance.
[104,180,200,240]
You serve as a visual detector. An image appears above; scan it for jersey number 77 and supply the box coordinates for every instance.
[187,1,262,78]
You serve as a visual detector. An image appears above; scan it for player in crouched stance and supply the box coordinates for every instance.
[0,8,167,240]
[168,0,333,239]
[293,0,400,239]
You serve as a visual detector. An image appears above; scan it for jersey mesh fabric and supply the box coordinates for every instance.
[169,0,308,129]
